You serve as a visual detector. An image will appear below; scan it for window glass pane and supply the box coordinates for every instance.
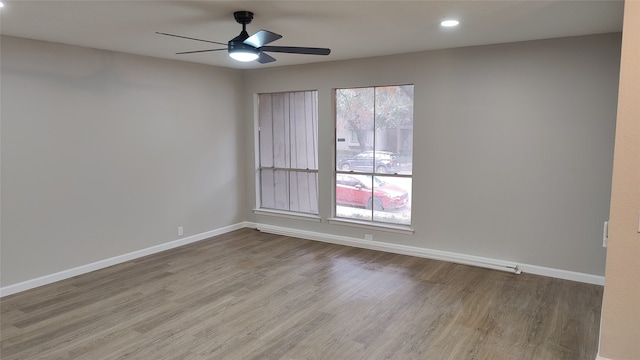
[336,88,374,173]
[374,85,413,175]
[271,93,289,168]
[260,169,276,209]
[288,171,319,214]
[335,174,374,221]
[261,169,318,213]
[372,176,412,225]
[260,169,289,211]
[258,94,274,168]
[289,91,318,170]
[335,174,411,224]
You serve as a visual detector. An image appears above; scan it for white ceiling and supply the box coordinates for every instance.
[0,1,624,69]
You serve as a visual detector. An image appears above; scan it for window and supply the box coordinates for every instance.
[349,130,359,144]
[258,91,319,214]
[335,85,414,225]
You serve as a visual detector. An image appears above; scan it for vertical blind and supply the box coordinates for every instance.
[258,91,319,214]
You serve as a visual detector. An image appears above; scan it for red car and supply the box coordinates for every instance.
[336,174,408,211]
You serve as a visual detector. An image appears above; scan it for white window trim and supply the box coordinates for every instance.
[253,208,321,222]
[334,84,414,227]
[327,217,414,234]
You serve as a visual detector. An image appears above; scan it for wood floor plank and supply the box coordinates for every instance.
[1,229,603,359]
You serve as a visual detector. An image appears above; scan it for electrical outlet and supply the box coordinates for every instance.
[178,226,184,237]
[603,221,608,248]
[364,234,373,241]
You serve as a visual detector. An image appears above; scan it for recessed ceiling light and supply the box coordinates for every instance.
[441,20,460,27]
[0,2,5,8]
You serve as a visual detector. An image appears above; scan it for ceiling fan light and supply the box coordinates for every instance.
[229,50,259,62]
[441,19,460,27]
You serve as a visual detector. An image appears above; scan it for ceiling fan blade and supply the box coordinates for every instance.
[261,46,331,56]
[257,52,277,64]
[156,32,227,46]
[175,49,227,55]
[244,30,282,48]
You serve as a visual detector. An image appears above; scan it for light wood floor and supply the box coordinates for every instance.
[1,228,603,360]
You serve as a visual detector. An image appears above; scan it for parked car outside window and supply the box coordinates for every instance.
[336,174,408,210]
[338,151,401,173]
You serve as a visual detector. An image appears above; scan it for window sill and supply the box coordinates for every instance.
[253,209,321,222]
[326,217,414,235]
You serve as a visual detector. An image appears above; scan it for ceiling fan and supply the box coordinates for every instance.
[157,11,331,63]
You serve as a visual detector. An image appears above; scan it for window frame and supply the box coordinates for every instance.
[255,90,320,217]
[333,84,414,228]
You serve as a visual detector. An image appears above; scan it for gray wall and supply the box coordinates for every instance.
[243,33,621,276]
[1,36,245,286]
[0,33,621,287]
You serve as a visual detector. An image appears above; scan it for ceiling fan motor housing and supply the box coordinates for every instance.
[229,11,256,53]
[229,30,256,53]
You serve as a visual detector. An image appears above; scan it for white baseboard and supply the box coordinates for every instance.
[517,263,604,285]
[0,222,250,298]
[596,356,613,360]
[254,223,605,285]
[255,223,520,274]
[0,220,604,297]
